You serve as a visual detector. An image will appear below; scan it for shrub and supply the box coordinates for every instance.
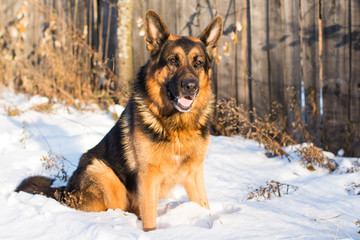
[0,1,127,109]
[297,144,338,172]
[213,98,294,158]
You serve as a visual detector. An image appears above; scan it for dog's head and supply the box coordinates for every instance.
[144,10,222,114]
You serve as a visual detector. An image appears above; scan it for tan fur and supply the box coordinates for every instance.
[132,121,210,230]
[84,159,128,211]
[15,10,222,232]
[130,14,220,229]
[168,34,180,41]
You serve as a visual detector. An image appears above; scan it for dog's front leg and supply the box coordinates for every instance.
[138,171,160,231]
[184,163,210,209]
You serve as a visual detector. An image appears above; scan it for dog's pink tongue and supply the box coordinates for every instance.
[178,96,193,107]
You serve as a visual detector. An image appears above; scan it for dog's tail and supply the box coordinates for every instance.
[15,176,65,200]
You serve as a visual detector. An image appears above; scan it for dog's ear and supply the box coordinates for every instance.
[145,10,170,57]
[200,16,223,59]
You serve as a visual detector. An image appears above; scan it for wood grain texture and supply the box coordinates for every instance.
[321,0,350,154]
[2,0,360,156]
[301,0,321,145]
[350,0,360,156]
[282,0,301,142]
[249,0,271,117]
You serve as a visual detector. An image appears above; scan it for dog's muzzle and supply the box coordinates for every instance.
[167,79,199,113]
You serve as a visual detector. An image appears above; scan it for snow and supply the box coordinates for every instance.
[0,89,359,240]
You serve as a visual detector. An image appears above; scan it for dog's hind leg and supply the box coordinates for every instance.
[78,159,128,212]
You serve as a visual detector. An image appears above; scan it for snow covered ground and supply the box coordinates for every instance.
[0,89,359,240]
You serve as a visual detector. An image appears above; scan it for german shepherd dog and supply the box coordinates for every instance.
[16,10,223,231]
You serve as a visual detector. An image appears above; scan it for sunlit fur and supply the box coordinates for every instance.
[16,10,223,232]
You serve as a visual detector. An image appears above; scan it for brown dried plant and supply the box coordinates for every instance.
[297,144,338,172]
[0,1,127,109]
[213,98,244,137]
[247,180,299,200]
[40,152,68,182]
[213,97,339,171]
[54,189,82,209]
[5,105,21,116]
[214,98,295,158]
[29,102,54,113]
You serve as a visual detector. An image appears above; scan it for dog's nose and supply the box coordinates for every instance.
[181,79,199,94]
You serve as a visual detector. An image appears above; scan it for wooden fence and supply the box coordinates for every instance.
[1,0,359,156]
[129,0,360,157]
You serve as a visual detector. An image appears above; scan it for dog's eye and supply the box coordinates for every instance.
[168,57,177,65]
[194,60,203,67]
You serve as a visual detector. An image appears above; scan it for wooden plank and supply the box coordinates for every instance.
[197,0,217,38]
[145,0,177,33]
[175,0,200,36]
[216,0,237,100]
[132,0,192,79]
[249,0,271,117]
[350,0,360,156]
[197,0,219,96]
[321,0,350,155]
[282,0,301,142]
[264,0,301,141]
[268,0,285,112]
[131,0,147,78]
[236,0,250,110]
[300,0,321,145]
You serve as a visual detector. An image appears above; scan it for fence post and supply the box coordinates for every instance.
[236,0,250,113]
[321,0,350,155]
[280,0,301,142]
[117,0,134,92]
[249,0,271,117]
[350,0,360,156]
[300,0,321,145]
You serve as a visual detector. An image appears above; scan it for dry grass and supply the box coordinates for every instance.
[0,0,127,109]
[1,1,355,174]
[213,98,297,158]
[297,144,338,172]
[5,105,22,116]
[213,97,340,172]
[29,102,54,113]
[40,151,68,182]
[54,189,82,209]
[247,180,299,200]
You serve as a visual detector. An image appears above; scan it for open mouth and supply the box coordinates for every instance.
[175,95,194,112]
[167,89,195,112]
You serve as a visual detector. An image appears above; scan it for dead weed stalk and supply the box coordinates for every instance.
[213,97,338,171]
[214,98,295,158]
[40,151,68,182]
[247,180,299,200]
[297,144,338,172]
[0,0,127,110]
